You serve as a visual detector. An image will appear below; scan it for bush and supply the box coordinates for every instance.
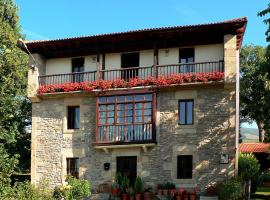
[0,180,54,200]
[53,176,91,200]
[218,178,243,200]
[238,153,260,192]
[262,171,270,182]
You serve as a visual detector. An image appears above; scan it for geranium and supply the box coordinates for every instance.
[37,72,224,94]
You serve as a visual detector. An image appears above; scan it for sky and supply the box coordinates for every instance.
[15,0,269,129]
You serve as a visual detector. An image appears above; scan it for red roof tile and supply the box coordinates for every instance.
[239,143,270,153]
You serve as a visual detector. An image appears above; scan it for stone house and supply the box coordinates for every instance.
[20,17,247,192]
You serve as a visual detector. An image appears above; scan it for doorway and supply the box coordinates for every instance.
[116,156,137,185]
[121,53,139,80]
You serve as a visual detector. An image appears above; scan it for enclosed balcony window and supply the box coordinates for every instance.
[97,93,154,143]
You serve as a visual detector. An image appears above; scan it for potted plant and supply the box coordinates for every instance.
[189,189,196,200]
[162,182,169,195]
[143,187,152,200]
[168,182,176,196]
[183,190,188,200]
[157,184,163,195]
[134,176,144,200]
[126,187,135,200]
[121,175,130,200]
[112,182,121,197]
[176,188,184,200]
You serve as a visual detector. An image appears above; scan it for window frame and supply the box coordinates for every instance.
[177,155,193,179]
[66,157,79,179]
[178,99,194,125]
[96,92,156,142]
[67,106,80,130]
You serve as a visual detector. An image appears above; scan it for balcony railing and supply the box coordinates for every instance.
[38,61,224,86]
[96,123,155,144]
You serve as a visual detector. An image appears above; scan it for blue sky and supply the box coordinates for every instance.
[15,0,268,129]
[16,0,268,47]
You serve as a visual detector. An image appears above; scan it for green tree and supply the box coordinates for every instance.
[0,0,30,177]
[240,44,270,142]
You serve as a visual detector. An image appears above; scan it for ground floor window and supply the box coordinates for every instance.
[67,157,79,179]
[177,155,193,179]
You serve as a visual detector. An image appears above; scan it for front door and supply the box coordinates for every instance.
[116,156,137,185]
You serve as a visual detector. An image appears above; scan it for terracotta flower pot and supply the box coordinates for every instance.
[162,189,168,195]
[183,194,188,200]
[135,193,141,200]
[157,189,162,195]
[176,194,182,200]
[143,192,152,200]
[190,193,196,200]
[129,195,134,200]
[122,193,128,200]
[112,188,120,197]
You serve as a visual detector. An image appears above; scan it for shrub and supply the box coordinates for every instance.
[56,176,91,200]
[134,176,144,194]
[262,171,270,182]
[218,178,243,200]
[120,175,130,193]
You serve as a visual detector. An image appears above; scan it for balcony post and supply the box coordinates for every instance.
[96,50,101,80]
[153,44,158,78]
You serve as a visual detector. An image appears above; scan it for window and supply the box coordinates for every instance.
[67,158,79,179]
[177,155,193,179]
[67,106,80,129]
[121,53,139,80]
[72,57,84,82]
[178,100,194,125]
[179,48,194,73]
[97,94,153,142]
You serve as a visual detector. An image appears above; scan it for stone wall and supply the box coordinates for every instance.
[31,86,236,192]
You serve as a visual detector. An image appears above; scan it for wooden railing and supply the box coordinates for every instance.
[96,123,154,144]
[38,61,224,86]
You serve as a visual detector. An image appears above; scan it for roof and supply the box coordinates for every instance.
[239,143,270,153]
[19,17,247,58]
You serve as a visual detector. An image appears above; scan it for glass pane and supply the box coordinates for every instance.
[144,116,151,123]
[145,94,152,101]
[135,95,144,101]
[187,101,193,124]
[117,104,125,110]
[135,110,142,116]
[136,116,142,123]
[107,96,115,103]
[126,110,133,116]
[126,104,133,109]
[100,118,106,124]
[99,97,106,103]
[126,117,133,123]
[117,96,125,102]
[117,118,124,123]
[117,111,124,117]
[99,105,106,111]
[126,95,134,101]
[145,109,152,115]
[108,111,114,117]
[107,118,114,124]
[107,105,114,111]
[99,112,106,118]
[74,107,80,129]
[145,103,152,109]
[179,102,186,124]
[136,103,143,109]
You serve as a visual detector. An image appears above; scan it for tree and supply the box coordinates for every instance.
[0,0,30,176]
[240,44,270,142]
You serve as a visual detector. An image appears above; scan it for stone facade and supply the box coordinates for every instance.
[31,85,236,192]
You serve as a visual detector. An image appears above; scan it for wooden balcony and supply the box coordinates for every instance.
[96,123,155,145]
[38,61,224,87]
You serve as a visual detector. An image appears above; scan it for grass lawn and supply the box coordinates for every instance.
[256,187,270,195]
